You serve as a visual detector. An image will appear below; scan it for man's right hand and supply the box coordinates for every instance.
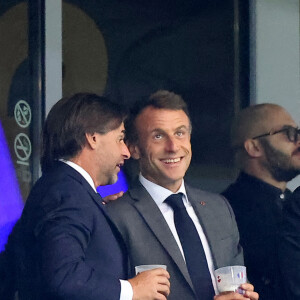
[128,268,170,300]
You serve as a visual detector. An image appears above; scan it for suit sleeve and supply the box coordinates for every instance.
[279,189,300,300]
[34,188,121,300]
[219,195,244,266]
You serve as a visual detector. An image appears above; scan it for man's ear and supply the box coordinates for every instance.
[244,139,262,158]
[85,133,97,150]
[128,143,141,160]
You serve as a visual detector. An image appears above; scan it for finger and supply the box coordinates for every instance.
[102,196,115,203]
[155,293,167,300]
[102,191,124,203]
[228,294,244,300]
[156,276,171,288]
[214,292,245,300]
[149,268,170,278]
[117,191,124,197]
[157,283,170,297]
[240,283,254,292]
[244,291,259,300]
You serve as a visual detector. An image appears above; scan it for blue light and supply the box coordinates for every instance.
[0,120,129,250]
[97,169,128,198]
[0,121,24,251]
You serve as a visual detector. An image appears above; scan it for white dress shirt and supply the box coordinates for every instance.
[139,174,218,293]
[60,160,133,300]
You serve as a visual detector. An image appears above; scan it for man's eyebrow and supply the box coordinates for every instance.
[150,125,189,133]
[282,125,298,128]
[176,125,189,130]
[151,128,165,134]
[272,125,297,131]
[119,130,126,137]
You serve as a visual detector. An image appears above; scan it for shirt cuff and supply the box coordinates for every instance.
[119,279,133,300]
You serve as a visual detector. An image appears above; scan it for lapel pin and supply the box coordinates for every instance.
[200,201,206,206]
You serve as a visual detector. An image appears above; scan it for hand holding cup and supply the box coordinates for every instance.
[214,266,247,294]
[129,264,170,300]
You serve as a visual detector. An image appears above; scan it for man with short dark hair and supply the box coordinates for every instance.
[222,103,300,300]
[107,90,258,300]
[0,93,170,300]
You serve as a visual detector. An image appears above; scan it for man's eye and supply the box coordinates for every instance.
[154,134,162,139]
[176,131,185,137]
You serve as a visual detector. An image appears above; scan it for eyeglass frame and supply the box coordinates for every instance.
[252,125,300,143]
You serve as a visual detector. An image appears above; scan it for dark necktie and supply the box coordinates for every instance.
[165,193,215,300]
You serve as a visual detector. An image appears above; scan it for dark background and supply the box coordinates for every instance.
[65,0,249,169]
[1,0,249,192]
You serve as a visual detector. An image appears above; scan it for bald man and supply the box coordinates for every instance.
[222,103,300,300]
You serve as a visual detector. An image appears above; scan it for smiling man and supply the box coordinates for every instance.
[107,90,258,300]
[222,103,300,300]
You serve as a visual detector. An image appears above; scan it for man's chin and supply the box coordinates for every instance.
[107,175,118,186]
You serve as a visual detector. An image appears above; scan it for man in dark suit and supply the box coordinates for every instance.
[279,187,300,300]
[107,90,258,300]
[222,104,300,300]
[0,93,170,300]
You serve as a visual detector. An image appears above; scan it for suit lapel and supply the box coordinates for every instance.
[130,184,194,290]
[79,179,108,215]
[61,162,107,213]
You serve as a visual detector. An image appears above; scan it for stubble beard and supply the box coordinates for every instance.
[260,139,300,182]
[107,173,118,185]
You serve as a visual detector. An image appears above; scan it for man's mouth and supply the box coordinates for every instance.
[161,157,182,164]
[292,147,300,156]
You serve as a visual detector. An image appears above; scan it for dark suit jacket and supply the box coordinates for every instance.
[107,180,243,300]
[279,187,300,300]
[222,172,290,300]
[0,162,127,300]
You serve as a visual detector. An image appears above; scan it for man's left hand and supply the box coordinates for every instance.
[214,283,259,300]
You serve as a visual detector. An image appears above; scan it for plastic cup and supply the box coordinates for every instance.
[214,265,247,293]
[135,264,167,275]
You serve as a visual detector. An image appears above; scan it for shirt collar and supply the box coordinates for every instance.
[139,173,188,206]
[238,172,291,199]
[60,159,97,192]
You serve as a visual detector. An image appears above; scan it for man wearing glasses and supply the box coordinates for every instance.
[222,103,300,300]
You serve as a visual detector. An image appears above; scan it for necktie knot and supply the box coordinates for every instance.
[165,193,185,210]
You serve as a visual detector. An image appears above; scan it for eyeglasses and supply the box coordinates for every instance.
[252,125,300,143]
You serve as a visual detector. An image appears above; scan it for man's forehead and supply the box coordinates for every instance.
[262,108,297,130]
[137,107,189,124]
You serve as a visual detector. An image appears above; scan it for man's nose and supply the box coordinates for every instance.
[165,136,179,152]
[295,132,300,145]
[122,143,131,159]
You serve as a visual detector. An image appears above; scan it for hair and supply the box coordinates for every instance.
[231,103,285,148]
[41,93,127,172]
[125,90,191,144]
[230,103,285,167]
